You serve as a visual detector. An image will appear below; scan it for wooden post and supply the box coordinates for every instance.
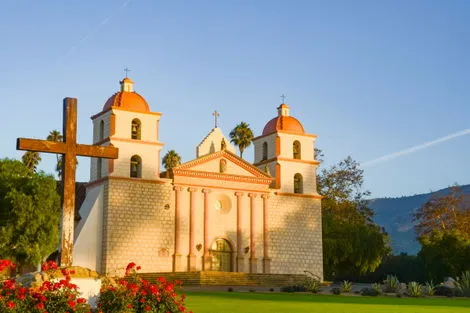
[17,98,119,267]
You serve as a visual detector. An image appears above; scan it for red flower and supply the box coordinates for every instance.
[145,305,152,311]
[126,262,136,271]
[36,302,45,309]
[6,301,15,308]
[67,299,76,308]
[77,297,87,304]
[41,260,58,271]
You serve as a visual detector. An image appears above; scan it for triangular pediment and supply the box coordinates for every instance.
[196,127,236,157]
[172,150,273,185]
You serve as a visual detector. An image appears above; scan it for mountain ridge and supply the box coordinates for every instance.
[369,184,470,255]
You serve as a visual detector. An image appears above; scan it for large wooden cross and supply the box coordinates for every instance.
[17,98,119,267]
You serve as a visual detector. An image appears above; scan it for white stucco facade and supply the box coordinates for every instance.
[73,78,323,279]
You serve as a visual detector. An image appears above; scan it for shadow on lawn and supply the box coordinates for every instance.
[184,292,470,308]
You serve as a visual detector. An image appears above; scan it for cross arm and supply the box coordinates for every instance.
[76,144,119,159]
[17,138,66,154]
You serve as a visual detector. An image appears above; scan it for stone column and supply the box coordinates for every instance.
[173,186,184,271]
[202,188,212,270]
[262,194,271,273]
[235,192,245,272]
[248,193,258,273]
[188,187,198,271]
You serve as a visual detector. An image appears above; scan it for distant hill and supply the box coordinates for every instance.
[368,184,470,255]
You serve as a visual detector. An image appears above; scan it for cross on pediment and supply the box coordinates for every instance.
[212,110,220,128]
[17,98,119,267]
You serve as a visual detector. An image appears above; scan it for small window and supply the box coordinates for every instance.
[294,173,303,194]
[130,155,142,178]
[131,119,141,140]
[99,120,105,140]
[262,142,268,160]
[97,158,102,179]
[293,141,301,159]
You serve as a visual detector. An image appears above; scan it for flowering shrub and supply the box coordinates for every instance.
[98,262,191,313]
[0,260,16,280]
[0,260,191,313]
[0,260,90,313]
[0,260,16,273]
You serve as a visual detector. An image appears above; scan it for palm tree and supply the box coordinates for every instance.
[21,151,41,173]
[229,122,254,158]
[47,130,63,179]
[162,150,182,177]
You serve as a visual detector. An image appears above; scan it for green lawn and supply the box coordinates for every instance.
[184,292,470,313]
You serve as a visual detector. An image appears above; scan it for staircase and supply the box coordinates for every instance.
[138,271,307,286]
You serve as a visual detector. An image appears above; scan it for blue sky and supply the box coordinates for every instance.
[1,0,469,198]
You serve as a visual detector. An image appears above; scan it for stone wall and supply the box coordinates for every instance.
[102,178,174,275]
[268,194,323,279]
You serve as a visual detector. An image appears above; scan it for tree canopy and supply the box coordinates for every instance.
[413,186,470,239]
[414,186,470,280]
[21,151,41,173]
[162,150,182,176]
[0,159,61,269]
[229,122,254,158]
[47,130,64,179]
[318,153,391,278]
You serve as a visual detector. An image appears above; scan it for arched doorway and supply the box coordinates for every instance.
[210,238,233,272]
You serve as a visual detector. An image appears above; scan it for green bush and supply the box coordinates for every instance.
[372,283,383,295]
[331,254,426,284]
[434,285,455,297]
[383,274,400,293]
[331,287,341,295]
[303,271,321,293]
[456,271,470,297]
[423,281,435,296]
[280,285,307,293]
[360,287,380,296]
[340,280,352,293]
[407,281,423,297]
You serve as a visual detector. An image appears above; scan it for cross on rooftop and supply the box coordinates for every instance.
[16,98,119,267]
[212,110,220,128]
[280,93,287,103]
[124,67,131,78]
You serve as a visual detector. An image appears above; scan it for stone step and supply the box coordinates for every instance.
[138,271,307,287]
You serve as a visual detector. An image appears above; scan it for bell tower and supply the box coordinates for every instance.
[253,103,319,194]
[89,77,164,181]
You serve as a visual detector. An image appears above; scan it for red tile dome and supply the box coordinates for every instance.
[102,78,150,112]
[262,104,305,136]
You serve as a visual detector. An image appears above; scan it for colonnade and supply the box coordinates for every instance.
[172,186,270,273]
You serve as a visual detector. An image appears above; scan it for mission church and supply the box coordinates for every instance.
[73,77,323,279]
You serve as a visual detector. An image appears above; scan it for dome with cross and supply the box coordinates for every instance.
[103,77,150,113]
[262,103,305,136]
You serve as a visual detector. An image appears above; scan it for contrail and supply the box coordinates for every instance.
[56,0,133,64]
[361,128,470,168]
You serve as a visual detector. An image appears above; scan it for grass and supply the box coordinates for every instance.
[183,291,470,313]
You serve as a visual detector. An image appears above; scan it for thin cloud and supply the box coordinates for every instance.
[56,0,133,64]
[361,129,470,168]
